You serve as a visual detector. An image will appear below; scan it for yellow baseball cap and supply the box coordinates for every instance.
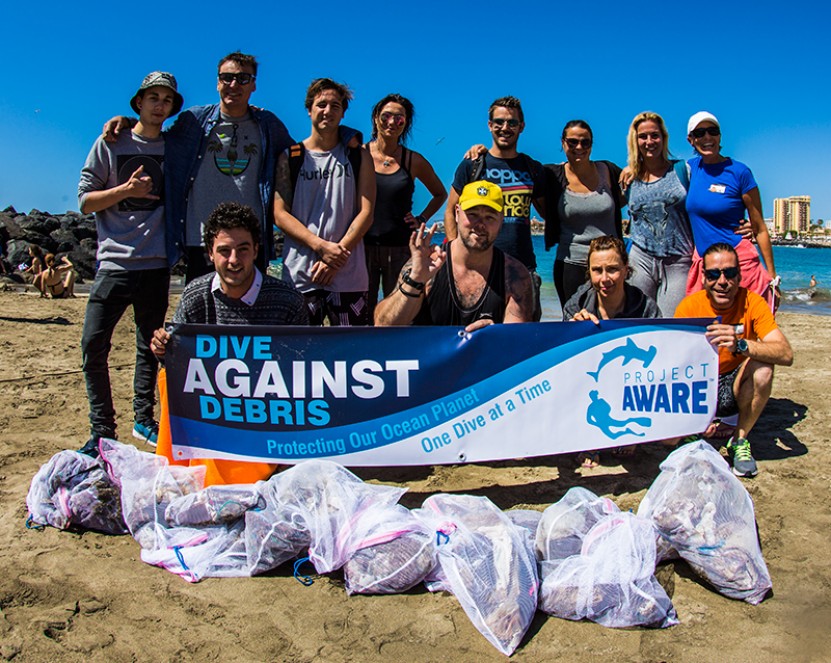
[459,180,504,213]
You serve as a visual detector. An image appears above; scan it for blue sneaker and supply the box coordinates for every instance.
[133,421,159,447]
[727,437,758,478]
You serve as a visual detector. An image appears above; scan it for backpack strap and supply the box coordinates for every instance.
[672,159,690,192]
[288,142,305,193]
[469,153,487,182]
[347,145,362,193]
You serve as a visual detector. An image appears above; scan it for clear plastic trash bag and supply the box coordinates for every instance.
[638,440,772,604]
[539,512,678,628]
[413,494,539,656]
[535,487,619,562]
[165,484,265,527]
[26,449,127,534]
[343,503,436,595]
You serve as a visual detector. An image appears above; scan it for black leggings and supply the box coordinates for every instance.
[554,260,588,311]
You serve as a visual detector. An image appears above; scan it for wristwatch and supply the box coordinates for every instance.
[736,338,749,355]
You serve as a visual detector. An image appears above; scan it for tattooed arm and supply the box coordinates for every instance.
[503,254,534,323]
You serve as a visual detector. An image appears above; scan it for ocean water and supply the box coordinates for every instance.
[432,236,831,320]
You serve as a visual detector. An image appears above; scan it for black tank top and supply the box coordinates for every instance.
[364,145,415,246]
[414,242,507,326]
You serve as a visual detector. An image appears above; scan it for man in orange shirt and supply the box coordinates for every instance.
[675,242,793,477]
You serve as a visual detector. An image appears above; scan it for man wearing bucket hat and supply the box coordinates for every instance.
[77,71,183,455]
[375,180,534,330]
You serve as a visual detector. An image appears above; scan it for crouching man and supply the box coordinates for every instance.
[675,242,793,477]
[151,202,308,484]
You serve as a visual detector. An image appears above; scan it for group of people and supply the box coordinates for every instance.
[72,51,792,482]
[16,245,77,298]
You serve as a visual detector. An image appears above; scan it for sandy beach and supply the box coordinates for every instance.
[1,288,827,662]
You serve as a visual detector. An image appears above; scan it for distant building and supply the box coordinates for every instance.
[773,195,811,236]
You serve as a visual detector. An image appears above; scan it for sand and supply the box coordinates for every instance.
[0,289,827,662]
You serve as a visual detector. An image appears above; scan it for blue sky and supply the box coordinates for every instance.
[4,0,830,222]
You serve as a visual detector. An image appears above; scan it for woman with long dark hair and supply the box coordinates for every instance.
[364,94,446,318]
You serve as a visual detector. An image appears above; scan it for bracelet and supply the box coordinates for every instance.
[398,283,422,298]
[401,268,425,290]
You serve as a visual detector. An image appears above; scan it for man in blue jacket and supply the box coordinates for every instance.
[164,52,292,281]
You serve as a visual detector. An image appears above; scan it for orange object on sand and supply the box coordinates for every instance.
[156,368,279,486]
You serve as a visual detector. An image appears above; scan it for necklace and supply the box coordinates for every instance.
[375,142,398,168]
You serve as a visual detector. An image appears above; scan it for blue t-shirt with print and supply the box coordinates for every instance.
[685,156,757,256]
[627,162,693,258]
[452,153,543,270]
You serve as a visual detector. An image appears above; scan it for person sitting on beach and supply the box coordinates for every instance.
[564,235,660,467]
[675,242,793,478]
[150,202,308,485]
[77,71,183,456]
[563,235,660,324]
[38,253,76,298]
[375,180,534,330]
[21,245,45,286]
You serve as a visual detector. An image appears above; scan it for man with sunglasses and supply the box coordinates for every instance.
[104,52,294,282]
[675,242,793,478]
[444,97,546,320]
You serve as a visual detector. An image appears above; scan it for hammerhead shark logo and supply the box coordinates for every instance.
[587,338,657,382]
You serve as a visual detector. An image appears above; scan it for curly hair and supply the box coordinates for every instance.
[203,202,261,250]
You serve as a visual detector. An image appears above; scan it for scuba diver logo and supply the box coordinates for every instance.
[586,338,656,440]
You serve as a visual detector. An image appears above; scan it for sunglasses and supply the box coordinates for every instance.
[491,118,520,128]
[637,132,662,140]
[704,266,740,281]
[379,112,406,126]
[690,126,720,139]
[218,72,256,85]
[564,137,592,149]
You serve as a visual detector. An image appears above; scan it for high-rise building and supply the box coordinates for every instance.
[773,195,811,236]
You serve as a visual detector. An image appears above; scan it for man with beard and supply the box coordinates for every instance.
[375,181,533,330]
[675,242,793,478]
[444,96,546,319]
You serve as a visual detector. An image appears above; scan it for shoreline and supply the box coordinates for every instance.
[0,292,828,661]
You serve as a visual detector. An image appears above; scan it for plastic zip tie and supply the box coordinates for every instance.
[293,557,314,586]
[25,515,45,530]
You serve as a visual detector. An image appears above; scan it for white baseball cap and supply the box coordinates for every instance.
[687,111,720,135]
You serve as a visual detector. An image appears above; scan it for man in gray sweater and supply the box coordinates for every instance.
[78,72,183,454]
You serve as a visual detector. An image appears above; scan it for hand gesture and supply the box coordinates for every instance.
[408,223,445,284]
[123,165,158,200]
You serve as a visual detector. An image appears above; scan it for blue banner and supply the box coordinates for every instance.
[164,319,717,466]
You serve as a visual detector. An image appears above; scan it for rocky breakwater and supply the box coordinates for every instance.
[0,206,99,282]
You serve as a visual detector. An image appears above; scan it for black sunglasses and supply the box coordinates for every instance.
[704,266,739,281]
[564,137,592,148]
[691,127,720,139]
[491,118,520,128]
[218,72,256,85]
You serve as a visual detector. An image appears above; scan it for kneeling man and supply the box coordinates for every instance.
[675,242,793,477]
[375,180,533,331]
[151,202,308,484]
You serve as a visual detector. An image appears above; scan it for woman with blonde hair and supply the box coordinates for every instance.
[624,111,695,317]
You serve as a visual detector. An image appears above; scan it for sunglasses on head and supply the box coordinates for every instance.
[565,137,592,148]
[218,72,255,85]
[491,118,520,128]
[379,111,406,126]
[691,126,720,138]
[704,266,739,281]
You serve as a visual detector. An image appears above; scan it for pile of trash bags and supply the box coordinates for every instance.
[26,439,772,656]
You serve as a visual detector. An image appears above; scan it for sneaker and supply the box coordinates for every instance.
[727,437,758,478]
[133,421,159,447]
[78,436,101,458]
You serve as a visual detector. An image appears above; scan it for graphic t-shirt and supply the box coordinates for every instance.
[675,288,777,374]
[281,143,367,293]
[685,157,758,256]
[628,164,693,258]
[452,153,543,270]
[186,112,262,246]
